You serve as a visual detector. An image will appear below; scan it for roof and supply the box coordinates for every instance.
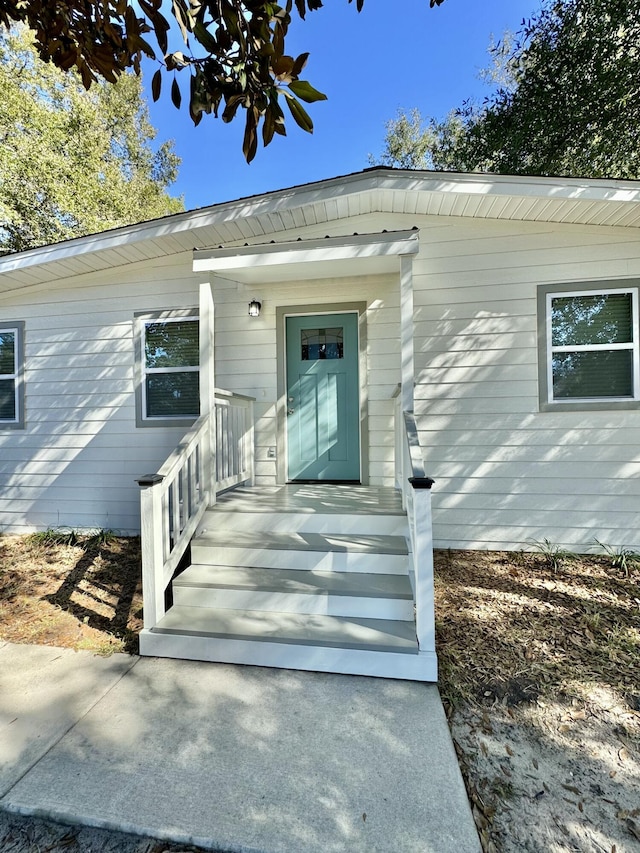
[2,167,640,296]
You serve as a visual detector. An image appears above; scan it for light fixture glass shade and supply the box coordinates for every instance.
[248,299,262,317]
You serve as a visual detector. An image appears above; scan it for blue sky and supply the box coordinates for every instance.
[143,0,540,210]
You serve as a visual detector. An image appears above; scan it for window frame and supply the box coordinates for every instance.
[135,309,200,428]
[538,280,640,412]
[0,321,25,430]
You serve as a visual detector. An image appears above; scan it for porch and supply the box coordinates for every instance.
[136,390,437,682]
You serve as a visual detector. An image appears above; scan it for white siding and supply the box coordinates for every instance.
[0,252,200,533]
[411,215,640,551]
[1,201,639,551]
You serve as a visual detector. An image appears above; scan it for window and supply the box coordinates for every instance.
[538,282,640,410]
[301,327,344,360]
[136,311,199,426]
[0,322,24,429]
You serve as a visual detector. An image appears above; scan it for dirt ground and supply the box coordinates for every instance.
[0,532,639,852]
[435,548,640,853]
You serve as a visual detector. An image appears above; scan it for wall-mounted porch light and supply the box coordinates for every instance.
[248,299,262,317]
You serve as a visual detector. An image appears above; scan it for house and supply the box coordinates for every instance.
[1,167,639,681]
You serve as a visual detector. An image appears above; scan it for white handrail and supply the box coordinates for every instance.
[394,399,436,656]
[138,388,255,630]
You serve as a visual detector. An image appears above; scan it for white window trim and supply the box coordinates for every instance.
[135,309,199,428]
[538,281,640,411]
[0,322,25,429]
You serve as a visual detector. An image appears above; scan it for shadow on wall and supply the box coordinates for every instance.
[0,325,192,534]
[413,306,640,551]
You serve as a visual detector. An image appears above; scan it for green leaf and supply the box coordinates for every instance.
[151,68,162,101]
[243,107,259,163]
[171,77,182,109]
[288,80,326,103]
[262,106,276,147]
[193,21,219,54]
[282,91,313,133]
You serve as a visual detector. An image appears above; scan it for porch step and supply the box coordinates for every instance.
[206,485,408,536]
[140,610,435,681]
[190,531,409,574]
[173,566,415,620]
[150,606,418,651]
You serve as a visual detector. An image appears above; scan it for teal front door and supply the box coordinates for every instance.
[286,312,360,481]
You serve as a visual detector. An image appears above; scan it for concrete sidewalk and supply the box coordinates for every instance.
[0,641,481,853]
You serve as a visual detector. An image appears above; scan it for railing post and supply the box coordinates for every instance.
[137,475,166,630]
[409,478,436,653]
[199,280,216,506]
[245,399,255,486]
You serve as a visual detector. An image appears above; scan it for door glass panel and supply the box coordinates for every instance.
[301,327,344,360]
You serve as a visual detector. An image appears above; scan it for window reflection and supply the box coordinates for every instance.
[301,327,344,360]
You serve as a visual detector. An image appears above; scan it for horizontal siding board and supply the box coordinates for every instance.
[424,443,639,464]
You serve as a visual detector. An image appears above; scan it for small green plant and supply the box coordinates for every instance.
[26,527,79,547]
[527,538,576,571]
[85,528,117,547]
[593,540,640,578]
[25,527,116,550]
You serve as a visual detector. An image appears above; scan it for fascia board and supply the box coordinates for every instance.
[192,230,420,273]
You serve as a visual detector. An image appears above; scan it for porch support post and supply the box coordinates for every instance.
[400,254,415,413]
[199,280,216,505]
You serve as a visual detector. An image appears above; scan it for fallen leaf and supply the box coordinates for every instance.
[362,813,366,823]
[618,747,629,763]
[505,745,514,756]
[627,819,640,842]
[562,784,581,796]
[532,758,539,770]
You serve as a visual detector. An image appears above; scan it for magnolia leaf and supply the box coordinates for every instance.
[172,0,193,42]
[272,55,294,77]
[282,91,313,133]
[288,80,326,103]
[171,76,182,108]
[165,51,188,71]
[243,107,259,162]
[222,94,244,123]
[189,73,204,125]
[193,20,218,54]
[291,51,309,76]
[151,68,162,101]
[262,107,276,147]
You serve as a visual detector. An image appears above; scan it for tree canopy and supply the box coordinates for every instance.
[0,0,444,162]
[0,27,183,255]
[372,0,640,180]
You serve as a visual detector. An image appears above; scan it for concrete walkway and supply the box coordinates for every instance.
[0,641,481,853]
